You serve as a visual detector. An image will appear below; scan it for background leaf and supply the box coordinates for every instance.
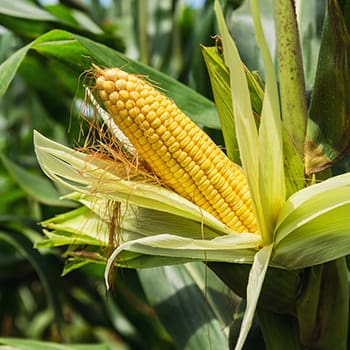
[0,0,55,21]
[305,0,350,174]
[0,154,74,207]
[0,337,112,350]
[138,263,234,350]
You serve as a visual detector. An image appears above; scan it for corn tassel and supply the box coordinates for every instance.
[94,67,257,233]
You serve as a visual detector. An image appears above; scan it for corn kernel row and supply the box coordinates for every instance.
[95,67,257,233]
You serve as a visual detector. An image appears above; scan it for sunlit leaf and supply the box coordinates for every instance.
[105,233,258,286]
[33,131,236,234]
[234,244,273,350]
[214,0,262,235]
[251,0,285,242]
[0,0,55,21]
[0,29,219,129]
[274,173,350,269]
[37,206,110,248]
[201,45,264,164]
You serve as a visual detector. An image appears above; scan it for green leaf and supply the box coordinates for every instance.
[0,229,64,332]
[0,43,31,98]
[45,5,103,34]
[0,154,74,207]
[0,29,219,130]
[305,0,350,174]
[214,0,262,234]
[30,29,220,129]
[37,191,233,250]
[274,0,307,160]
[139,263,234,350]
[274,172,350,269]
[296,259,348,349]
[251,0,285,242]
[0,0,55,21]
[234,244,273,350]
[257,309,302,350]
[296,0,323,91]
[106,233,258,276]
[0,337,111,350]
[201,45,240,163]
[201,45,264,164]
[37,206,110,248]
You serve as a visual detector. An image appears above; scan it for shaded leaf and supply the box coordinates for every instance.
[305,0,350,174]
[0,154,74,207]
[139,263,234,350]
[0,337,111,350]
[251,0,285,241]
[0,229,64,332]
[214,0,262,235]
[30,29,221,129]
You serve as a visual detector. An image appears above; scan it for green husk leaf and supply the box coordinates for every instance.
[34,130,262,274]
[201,45,240,163]
[273,172,350,269]
[251,0,285,242]
[201,45,264,164]
[214,0,262,234]
[105,234,259,287]
[234,244,273,350]
[36,206,111,248]
[33,131,237,235]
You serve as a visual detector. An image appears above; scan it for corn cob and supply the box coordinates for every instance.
[94,67,257,233]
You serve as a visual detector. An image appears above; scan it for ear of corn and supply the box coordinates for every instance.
[94,67,257,233]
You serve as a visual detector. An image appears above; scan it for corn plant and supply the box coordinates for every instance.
[1,0,350,349]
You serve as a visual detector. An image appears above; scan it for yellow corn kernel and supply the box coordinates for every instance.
[94,66,257,233]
